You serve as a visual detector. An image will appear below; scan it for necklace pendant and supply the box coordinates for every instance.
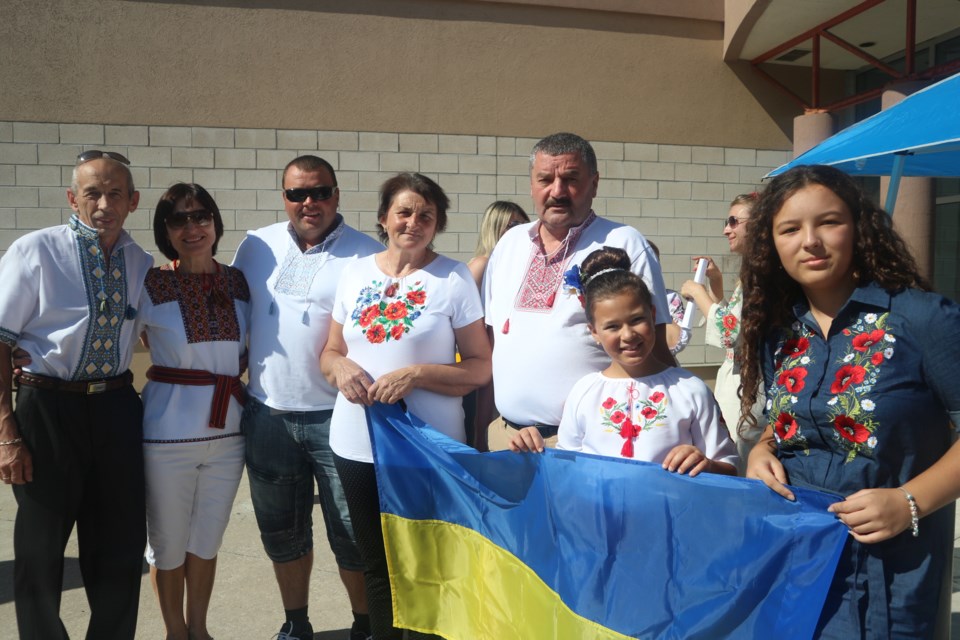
[384,280,398,298]
[501,318,510,334]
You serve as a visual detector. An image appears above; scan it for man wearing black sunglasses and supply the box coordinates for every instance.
[0,151,153,639]
[233,155,380,640]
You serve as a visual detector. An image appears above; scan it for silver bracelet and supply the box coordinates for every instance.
[0,437,23,446]
[898,487,920,538]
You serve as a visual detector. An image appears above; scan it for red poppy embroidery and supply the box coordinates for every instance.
[390,325,405,341]
[641,406,657,420]
[781,337,809,359]
[359,305,380,328]
[774,413,798,441]
[852,329,886,352]
[777,367,807,393]
[871,351,884,366]
[383,301,407,320]
[648,391,665,403]
[830,364,866,394]
[609,410,625,424]
[406,290,426,304]
[366,325,386,344]
[602,397,616,410]
[722,314,737,330]
[834,414,869,443]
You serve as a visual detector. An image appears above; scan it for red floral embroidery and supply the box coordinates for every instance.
[774,413,798,441]
[777,367,807,393]
[609,410,625,424]
[852,329,885,352]
[781,337,809,359]
[648,391,665,403]
[359,305,380,328]
[871,351,884,366]
[830,364,866,394]
[641,406,657,420]
[366,325,386,343]
[834,415,869,443]
[384,282,399,298]
[722,315,737,330]
[390,325,405,340]
[384,301,407,320]
[406,290,426,304]
[602,397,616,410]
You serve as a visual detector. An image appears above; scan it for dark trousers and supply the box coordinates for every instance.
[12,383,146,640]
[334,454,439,640]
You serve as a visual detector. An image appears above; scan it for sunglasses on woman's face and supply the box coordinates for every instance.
[166,209,214,229]
[76,150,131,165]
[284,186,336,203]
[724,216,749,230]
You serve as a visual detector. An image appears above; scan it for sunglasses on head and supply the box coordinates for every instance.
[76,150,130,165]
[284,186,336,203]
[724,216,749,230]
[166,209,214,229]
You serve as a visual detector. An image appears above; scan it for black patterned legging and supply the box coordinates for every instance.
[334,454,441,640]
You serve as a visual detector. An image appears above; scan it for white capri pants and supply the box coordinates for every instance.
[144,436,245,569]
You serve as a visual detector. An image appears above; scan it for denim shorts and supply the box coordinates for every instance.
[242,397,362,570]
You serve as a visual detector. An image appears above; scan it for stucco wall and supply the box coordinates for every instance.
[0,0,795,149]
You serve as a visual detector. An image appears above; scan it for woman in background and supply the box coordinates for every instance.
[467,200,530,287]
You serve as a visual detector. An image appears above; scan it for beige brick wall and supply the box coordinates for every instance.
[0,120,789,367]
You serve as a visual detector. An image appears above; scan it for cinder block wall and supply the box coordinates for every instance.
[0,121,788,368]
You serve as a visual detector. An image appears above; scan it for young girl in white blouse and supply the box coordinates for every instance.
[510,246,738,476]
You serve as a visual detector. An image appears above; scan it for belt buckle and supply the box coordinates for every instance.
[86,381,107,394]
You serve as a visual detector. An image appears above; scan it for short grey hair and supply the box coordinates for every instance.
[71,159,136,196]
[529,132,598,175]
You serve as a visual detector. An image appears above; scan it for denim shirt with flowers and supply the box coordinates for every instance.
[761,282,960,497]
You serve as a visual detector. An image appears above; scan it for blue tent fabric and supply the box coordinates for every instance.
[767,71,960,178]
[367,402,849,639]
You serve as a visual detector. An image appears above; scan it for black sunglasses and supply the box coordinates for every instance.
[166,209,214,229]
[76,150,130,165]
[284,186,336,203]
[724,216,749,230]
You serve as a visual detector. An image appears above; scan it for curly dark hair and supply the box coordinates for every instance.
[737,165,929,435]
[581,246,653,324]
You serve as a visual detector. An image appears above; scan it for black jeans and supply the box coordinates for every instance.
[13,383,146,640]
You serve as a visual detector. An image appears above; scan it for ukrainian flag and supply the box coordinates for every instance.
[368,403,848,640]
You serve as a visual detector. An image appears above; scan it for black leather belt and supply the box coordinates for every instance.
[503,418,559,438]
[17,370,133,394]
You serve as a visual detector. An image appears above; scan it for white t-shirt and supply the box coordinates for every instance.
[139,265,250,442]
[329,254,483,463]
[232,220,381,411]
[0,217,153,379]
[483,215,670,426]
[558,368,738,467]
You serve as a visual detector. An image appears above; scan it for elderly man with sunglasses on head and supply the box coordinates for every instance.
[0,150,154,639]
[232,155,381,640]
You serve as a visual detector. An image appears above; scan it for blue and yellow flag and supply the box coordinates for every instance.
[368,403,848,640]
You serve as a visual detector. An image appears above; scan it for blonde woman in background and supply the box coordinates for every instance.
[680,193,763,469]
[467,201,530,288]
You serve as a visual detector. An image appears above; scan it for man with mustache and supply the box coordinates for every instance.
[232,155,380,640]
[478,132,673,451]
[0,151,153,639]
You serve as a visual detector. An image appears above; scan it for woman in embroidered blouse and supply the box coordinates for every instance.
[739,165,960,638]
[140,183,249,640]
[320,172,492,639]
[680,193,763,466]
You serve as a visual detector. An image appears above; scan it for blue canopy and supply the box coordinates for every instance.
[766,71,960,212]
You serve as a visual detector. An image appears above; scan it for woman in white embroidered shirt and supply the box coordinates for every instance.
[321,172,492,640]
[140,183,250,640]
